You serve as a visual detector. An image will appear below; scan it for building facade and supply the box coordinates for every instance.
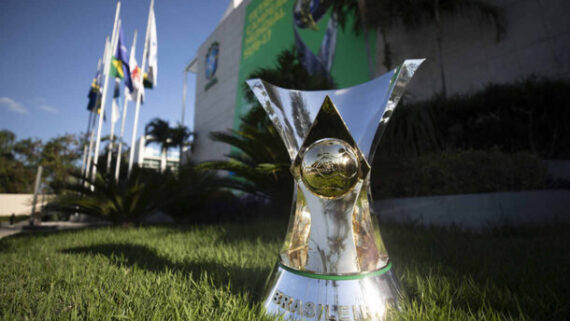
[133,136,180,171]
[189,0,570,162]
[190,0,250,162]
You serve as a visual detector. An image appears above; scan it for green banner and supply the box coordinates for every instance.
[233,0,376,130]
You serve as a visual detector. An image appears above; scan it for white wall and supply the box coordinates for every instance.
[192,1,250,162]
[376,0,570,100]
[0,194,51,216]
[375,190,570,230]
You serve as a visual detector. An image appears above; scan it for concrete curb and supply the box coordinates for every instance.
[374,189,570,230]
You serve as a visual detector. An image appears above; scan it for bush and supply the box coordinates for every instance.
[171,191,282,225]
[372,148,547,199]
[379,77,570,158]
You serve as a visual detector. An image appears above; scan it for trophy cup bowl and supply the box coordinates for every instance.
[247,59,424,321]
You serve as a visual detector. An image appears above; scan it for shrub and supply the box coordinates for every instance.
[379,77,570,158]
[47,166,174,224]
[372,148,547,199]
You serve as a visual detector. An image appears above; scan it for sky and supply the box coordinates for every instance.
[0,0,230,144]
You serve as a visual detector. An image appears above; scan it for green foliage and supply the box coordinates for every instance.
[372,148,546,199]
[0,130,81,193]
[144,118,193,172]
[203,47,335,210]
[145,118,173,150]
[49,161,221,224]
[48,166,172,224]
[1,222,569,320]
[0,130,16,156]
[170,124,193,151]
[377,99,443,157]
[41,134,81,193]
[0,154,35,193]
[200,103,292,202]
[385,77,570,159]
[361,0,506,39]
[431,77,570,158]
[241,46,335,103]
[159,162,226,223]
[0,130,35,193]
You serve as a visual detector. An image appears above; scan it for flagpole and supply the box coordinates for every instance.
[85,37,109,184]
[92,0,121,181]
[115,29,138,181]
[80,57,101,179]
[84,112,98,185]
[105,19,122,174]
[180,65,190,164]
[105,18,122,173]
[106,94,117,172]
[128,0,155,177]
[80,108,93,178]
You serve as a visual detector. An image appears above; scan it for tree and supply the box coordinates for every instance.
[200,47,335,210]
[13,138,42,165]
[48,166,172,224]
[170,124,193,167]
[0,130,16,158]
[41,134,82,193]
[144,118,174,173]
[144,119,193,172]
[0,131,35,193]
[0,131,82,194]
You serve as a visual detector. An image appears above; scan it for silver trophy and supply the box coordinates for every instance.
[247,59,424,321]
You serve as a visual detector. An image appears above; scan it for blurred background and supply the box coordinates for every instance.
[0,0,569,228]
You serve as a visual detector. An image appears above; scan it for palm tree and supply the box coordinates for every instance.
[201,105,292,202]
[170,124,193,166]
[199,47,335,210]
[47,165,172,224]
[144,118,174,172]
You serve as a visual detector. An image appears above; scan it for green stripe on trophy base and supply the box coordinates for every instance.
[278,261,392,281]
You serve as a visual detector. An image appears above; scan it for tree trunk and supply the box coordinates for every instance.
[179,143,184,169]
[160,147,166,173]
[434,0,447,97]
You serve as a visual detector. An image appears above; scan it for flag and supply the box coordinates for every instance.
[127,40,144,102]
[144,7,157,89]
[111,98,120,124]
[113,78,120,98]
[110,26,133,93]
[87,71,102,112]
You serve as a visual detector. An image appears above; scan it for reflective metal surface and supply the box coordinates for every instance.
[300,139,359,198]
[248,59,424,320]
[264,265,401,321]
[246,59,424,163]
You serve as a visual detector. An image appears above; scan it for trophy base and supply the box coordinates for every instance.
[263,262,401,321]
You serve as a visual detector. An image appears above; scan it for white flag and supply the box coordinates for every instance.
[127,43,144,101]
[111,98,120,124]
[145,6,157,88]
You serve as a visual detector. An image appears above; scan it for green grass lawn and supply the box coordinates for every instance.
[0,220,568,321]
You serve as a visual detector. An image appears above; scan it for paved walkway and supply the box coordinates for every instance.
[0,221,108,240]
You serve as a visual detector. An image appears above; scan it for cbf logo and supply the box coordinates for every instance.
[205,42,219,80]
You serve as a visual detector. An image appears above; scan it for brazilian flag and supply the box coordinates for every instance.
[87,72,101,112]
[110,26,133,93]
